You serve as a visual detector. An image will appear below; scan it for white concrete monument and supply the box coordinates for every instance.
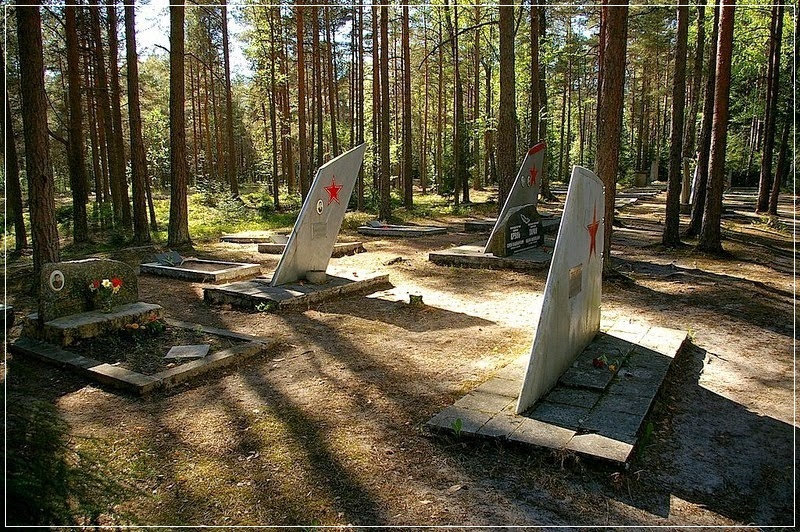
[271,143,367,286]
[516,165,605,414]
[485,142,546,257]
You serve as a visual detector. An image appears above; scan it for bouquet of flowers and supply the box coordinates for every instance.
[89,277,123,312]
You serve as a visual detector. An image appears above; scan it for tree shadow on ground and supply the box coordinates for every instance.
[612,341,793,524]
[313,293,495,332]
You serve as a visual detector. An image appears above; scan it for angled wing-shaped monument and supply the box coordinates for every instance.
[271,143,367,286]
[516,165,605,413]
[484,142,546,257]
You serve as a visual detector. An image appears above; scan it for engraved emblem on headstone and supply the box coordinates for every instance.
[49,270,65,292]
[316,199,324,215]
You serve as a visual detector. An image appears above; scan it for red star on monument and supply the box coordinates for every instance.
[324,176,343,205]
[529,165,538,186]
[587,204,600,258]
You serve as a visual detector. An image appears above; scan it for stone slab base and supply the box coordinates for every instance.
[220,232,282,244]
[257,241,365,257]
[429,239,554,271]
[357,225,447,237]
[204,269,391,311]
[140,259,262,283]
[464,217,561,234]
[427,318,687,466]
[23,302,164,347]
[10,321,276,395]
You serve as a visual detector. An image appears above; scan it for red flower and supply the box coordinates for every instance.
[91,279,100,289]
[111,277,123,288]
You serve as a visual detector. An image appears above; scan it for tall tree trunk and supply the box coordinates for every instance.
[89,6,113,214]
[324,5,339,156]
[124,2,151,243]
[168,4,190,247]
[65,1,89,243]
[16,2,60,278]
[756,4,784,212]
[421,9,429,195]
[312,6,324,168]
[595,0,629,273]
[538,1,553,200]
[268,6,281,209]
[356,5,365,208]
[472,4,481,190]
[1,42,28,250]
[663,5,689,246]
[444,0,465,205]
[296,2,309,199]
[698,0,736,252]
[497,2,517,210]
[682,1,705,174]
[401,5,413,208]
[686,2,720,237]
[106,1,131,230]
[372,5,380,196]
[379,0,391,220]
[220,1,239,195]
[768,14,797,215]
[435,13,443,192]
[530,2,540,146]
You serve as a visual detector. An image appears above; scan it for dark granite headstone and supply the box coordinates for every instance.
[39,259,139,322]
[490,205,544,256]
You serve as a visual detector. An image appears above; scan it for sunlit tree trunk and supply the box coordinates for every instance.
[497,2,516,210]
[401,5,413,208]
[595,0,629,273]
[756,4,784,212]
[698,0,736,252]
[379,0,391,220]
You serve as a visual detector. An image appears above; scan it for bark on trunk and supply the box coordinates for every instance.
[65,0,89,243]
[168,4,191,247]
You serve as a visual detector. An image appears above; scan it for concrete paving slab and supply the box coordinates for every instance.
[427,324,686,466]
[429,238,553,272]
[140,259,262,283]
[204,269,390,311]
[358,224,447,237]
[258,241,365,257]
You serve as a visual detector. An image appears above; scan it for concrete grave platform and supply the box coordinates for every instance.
[140,258,262,283]
[204,269,390,311]
[465,216,561,234]
[23,302,164,347]
[258,240,365,257]
[10,319,276,395]
[427,319,687,465]
[357,224,447,237]
[220,231,284,244]
[429,237,554,271]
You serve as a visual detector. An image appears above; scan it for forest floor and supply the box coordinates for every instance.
[4,186,796,526]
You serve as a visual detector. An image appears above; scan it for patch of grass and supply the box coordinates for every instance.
[6,393,129,525]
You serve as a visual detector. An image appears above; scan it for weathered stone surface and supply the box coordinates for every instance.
[529,401,591,430]
[258,241,365,257]
[427,406,493,434]
[305,270,328,285]
[140,259,262,283]
[39,259,139,322]
[477,411,525,438]
[11,324,277,395]
[509,417,575,449]
[165,344,211,360]
[580,408,642,444]
[465,216,560,235]
[32,302,164,346]
[543,387,601,408]
[566,433,634,463]
[452,389,516,414]
[473,377,518,398]
[204,270,390,311]
[429,240,553,272]
[358,224,447,237]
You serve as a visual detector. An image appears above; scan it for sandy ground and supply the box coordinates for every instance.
[4,188,796,526]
